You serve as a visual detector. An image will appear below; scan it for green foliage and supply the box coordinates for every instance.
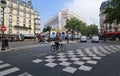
[64,17,98,36]
[103,0,120,24]
[43,26,51,32]
[88,24,98,35]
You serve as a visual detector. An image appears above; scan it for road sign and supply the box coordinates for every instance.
[0,26,7,32]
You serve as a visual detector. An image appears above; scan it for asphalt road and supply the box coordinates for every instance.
[0,40,120,76]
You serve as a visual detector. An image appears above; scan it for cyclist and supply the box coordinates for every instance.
[54,33,61,50]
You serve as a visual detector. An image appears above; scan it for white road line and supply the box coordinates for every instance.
[92,47,105,56]
[45,62,57,68]
[0,61,3,64]
[18,72,32,76]
[73,61,85,65]
[0,67,20,76]
[82,57,91,60]
[62,67,77,74]
[59,62,71,66]
[32,59,43,63]
[109,45,119,51]
[79,65,92,71]
[98,47,111,54]
[84,48,94,56]
[104,46,116,52]
[93,56,102,60]
[0,63,11,69]
[87,60,98,65]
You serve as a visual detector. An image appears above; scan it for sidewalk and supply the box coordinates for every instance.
[0,40,78,52]
[100,39,120,44]
[0,41,51,52]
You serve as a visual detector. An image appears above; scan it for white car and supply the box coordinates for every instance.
[91,36,99,43]
[80,36,87,42]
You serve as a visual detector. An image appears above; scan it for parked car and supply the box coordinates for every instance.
[91,36,99,43]
[80,36,87,42]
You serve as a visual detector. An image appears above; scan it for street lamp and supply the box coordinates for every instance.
[1,0,7,50]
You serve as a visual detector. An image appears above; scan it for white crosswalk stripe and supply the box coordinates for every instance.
[0,67,20,76]
[0,61,3,64]
[109,45,119,51]
[0,63,11,69]
[0,61,32,76]
[98,47,111,54]
[92,47,106,56]
[104,46,116,53]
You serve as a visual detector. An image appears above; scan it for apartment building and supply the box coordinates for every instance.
[34,11,40,34]
[0,0,40,41]
[100,0,120,40]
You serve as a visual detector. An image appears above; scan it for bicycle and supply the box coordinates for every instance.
[51,41,66,52]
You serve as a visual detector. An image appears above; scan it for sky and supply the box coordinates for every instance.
[25,0,106,31]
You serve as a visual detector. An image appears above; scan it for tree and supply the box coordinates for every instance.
[103,0,120,24]
[43,26,51,42]
[87,24,98,35]
[65,17,86,39]
[43,26,51,32]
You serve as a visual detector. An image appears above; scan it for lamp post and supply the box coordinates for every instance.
[1,0,6,50]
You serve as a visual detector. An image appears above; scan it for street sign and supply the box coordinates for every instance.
[0,26,7,32]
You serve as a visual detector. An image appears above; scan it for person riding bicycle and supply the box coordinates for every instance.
[54,33,61,50]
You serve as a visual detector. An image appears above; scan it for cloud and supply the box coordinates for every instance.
[64,0,105,28]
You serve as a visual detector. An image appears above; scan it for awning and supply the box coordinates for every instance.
[106,32,120,35]
[20,34,35,38]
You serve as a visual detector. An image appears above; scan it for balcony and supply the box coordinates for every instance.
[14,25,31,30]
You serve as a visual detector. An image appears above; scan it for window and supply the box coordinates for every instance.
[29,20,31,24]
[23,24,26,27]
[9,29,12,34]
[29,25,31,29]
[16,29,19,34]
[17,11,19,15]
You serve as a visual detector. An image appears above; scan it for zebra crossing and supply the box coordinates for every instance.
[32,45,120,74]
[0,60,32,76]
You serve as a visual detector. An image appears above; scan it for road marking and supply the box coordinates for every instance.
[45,59,55,62]
[32,59,43,63]
[104,46,116,53]
[92,47,106,56]
[0,63,11,69]
[98,47,111,54]
[73,61,85,65]
[63,67,77,74]
[45,62,57,68]
[87,60,98,65]
[109,45,119,51]
[18,72,32,76]
[0,67,20,76]
[82,57,91,60]
[45,55,55,59]
[79,65,92,71]
[59,62,71,66]
[93,56,102,60]
[0,61,3,64]
[70,58,80,61]
[58,58,68,62]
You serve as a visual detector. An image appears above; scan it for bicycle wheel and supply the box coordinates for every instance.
[59,44,66,51]
[51,45,57,52]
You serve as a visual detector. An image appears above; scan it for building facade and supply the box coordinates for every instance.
[44,9,85,38]
[44,9,85,31]
[0,0,40,41]
[34,11,40,34]
[100,0,120,40]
